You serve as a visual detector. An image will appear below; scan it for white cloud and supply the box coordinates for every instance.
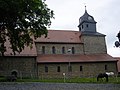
[45,0,120,57]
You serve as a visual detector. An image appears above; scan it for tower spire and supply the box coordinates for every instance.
[85,5,86,12]
[78,4,97,33]
[84,3,87,12]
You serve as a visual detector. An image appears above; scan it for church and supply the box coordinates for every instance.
[0,9,118,79]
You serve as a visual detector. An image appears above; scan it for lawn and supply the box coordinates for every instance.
[1,76,120,84]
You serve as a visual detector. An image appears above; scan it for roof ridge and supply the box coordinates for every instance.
[48,30,79,32]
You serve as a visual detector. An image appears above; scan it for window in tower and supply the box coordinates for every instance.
[82,25,84,29]
[79,26,81,31]
[86,24,88,28]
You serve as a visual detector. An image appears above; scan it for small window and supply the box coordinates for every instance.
[42,46,45,54]
[82,25,84,29]
[80,66,83,71]
[68,65,72,72]
[105,65,108,70]
[57,66,60,72]
[45,66,48,73]
[52,46,56,54]
[72,47,75,54]
[79,27,81,31]
[62,47,65,54]
[86,24,88,28]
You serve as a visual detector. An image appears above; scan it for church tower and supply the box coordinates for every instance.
[78,7,107,54]
[78,6,97,33]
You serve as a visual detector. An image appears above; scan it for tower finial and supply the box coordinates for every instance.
[84,3,87,12]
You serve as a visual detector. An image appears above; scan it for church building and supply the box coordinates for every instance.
[0,9,118,79]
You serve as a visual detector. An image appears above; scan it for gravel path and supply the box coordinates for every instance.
[0,82,120,90]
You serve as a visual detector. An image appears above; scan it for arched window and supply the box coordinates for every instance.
[105,65,108,70]
[68,65,72,72]
[62,47,65,54]
[86,24,88,28]
[52,46,56,54]
[72,47,75,54]
[45,66,48,73]
[80,66,83,71]
[57,66,60,72]
[82,25,84,29]
[79,27,81,31]
[42,46,45,54]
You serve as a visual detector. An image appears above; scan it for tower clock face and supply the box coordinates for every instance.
[88,16,92,20]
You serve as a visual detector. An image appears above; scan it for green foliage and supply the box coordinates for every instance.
[0,0,54,55]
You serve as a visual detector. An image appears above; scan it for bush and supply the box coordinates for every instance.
[6,75,17,82]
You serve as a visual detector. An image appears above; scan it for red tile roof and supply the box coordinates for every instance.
[3,30,81,56]
[4,38,37,56]
[35,30,82,43]
[37,54,117,63]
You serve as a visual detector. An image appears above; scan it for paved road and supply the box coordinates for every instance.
[0,82,120,90]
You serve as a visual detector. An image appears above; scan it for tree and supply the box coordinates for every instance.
[0,0,54,55]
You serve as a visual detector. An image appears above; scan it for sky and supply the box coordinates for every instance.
[45,0,120,57]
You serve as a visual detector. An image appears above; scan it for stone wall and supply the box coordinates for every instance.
[36,34,107,55]
[0,56,37,78]
[36,43,84,54]
[37,62,117,79]
[81,35,107,54]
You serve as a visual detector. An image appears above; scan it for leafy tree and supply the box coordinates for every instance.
[0,0,54,55]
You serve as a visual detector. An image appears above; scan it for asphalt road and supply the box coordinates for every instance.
[0,82,120,90]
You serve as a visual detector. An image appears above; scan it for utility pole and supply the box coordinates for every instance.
[67,48,71,80]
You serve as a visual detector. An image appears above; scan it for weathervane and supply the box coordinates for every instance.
[115,31,120,47]
[84,3,87,12]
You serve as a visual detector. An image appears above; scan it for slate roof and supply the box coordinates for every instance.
[37,54,117,63]
[79,10,96,26]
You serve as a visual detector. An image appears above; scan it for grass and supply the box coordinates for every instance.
[1,77,120,84]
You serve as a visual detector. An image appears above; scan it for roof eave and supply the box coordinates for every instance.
[35,42,83,44]
[37,60,117,64]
